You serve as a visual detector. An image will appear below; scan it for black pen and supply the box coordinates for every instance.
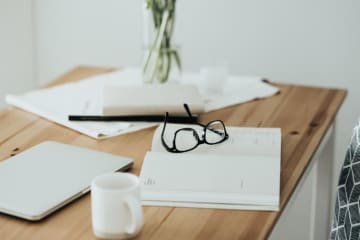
[68,115,197,123]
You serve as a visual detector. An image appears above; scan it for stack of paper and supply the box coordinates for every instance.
[5,68,279,139]
[140,124,281,211]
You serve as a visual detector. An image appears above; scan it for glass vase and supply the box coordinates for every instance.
[142,46,181,84]
[142,1,181,84]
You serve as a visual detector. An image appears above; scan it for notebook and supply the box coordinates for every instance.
[139,124,281,210]
[103,84,204,115]
[0,141,133,221]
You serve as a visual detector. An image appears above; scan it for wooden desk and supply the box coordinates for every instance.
[0,67,346,240]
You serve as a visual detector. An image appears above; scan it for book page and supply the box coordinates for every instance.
[140,151,280,208]
[151,124,281,157]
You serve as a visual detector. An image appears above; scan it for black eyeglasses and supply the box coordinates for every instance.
[161,104,229,153]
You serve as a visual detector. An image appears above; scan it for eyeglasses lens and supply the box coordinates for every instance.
[205,121,227,144]
[174,129,198,152]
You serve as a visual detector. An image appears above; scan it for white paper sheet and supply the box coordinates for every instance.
[180,73,279,112]
[5,68,279,139]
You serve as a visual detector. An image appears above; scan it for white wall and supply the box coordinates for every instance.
[34,0,359,188]
[0,0,34,107]
[34,0,143,85]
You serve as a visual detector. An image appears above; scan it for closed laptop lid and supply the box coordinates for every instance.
[0,141,133,221]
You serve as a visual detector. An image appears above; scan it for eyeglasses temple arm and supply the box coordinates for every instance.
[184,103,202,125]
[183,104,193,118]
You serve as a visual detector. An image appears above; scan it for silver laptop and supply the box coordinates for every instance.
[0,141,133,221]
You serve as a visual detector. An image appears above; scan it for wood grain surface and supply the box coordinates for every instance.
[0,66,346,240]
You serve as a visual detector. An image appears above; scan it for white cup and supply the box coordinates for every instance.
[91,173,143,240]
[201,66,228,94]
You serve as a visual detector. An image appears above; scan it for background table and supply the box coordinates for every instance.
[0,66,346,240]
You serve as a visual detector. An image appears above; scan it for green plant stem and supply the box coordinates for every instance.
[143,0,181,83]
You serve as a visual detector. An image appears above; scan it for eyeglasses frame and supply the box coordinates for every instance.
[161,104,229,153]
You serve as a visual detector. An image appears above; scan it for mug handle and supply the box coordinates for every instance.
[125,197,143,235]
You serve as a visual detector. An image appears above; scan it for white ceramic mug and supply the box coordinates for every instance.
[201,66,228,94]
[91,173,143,239]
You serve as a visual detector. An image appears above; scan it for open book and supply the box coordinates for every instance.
[139,124,282,211]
